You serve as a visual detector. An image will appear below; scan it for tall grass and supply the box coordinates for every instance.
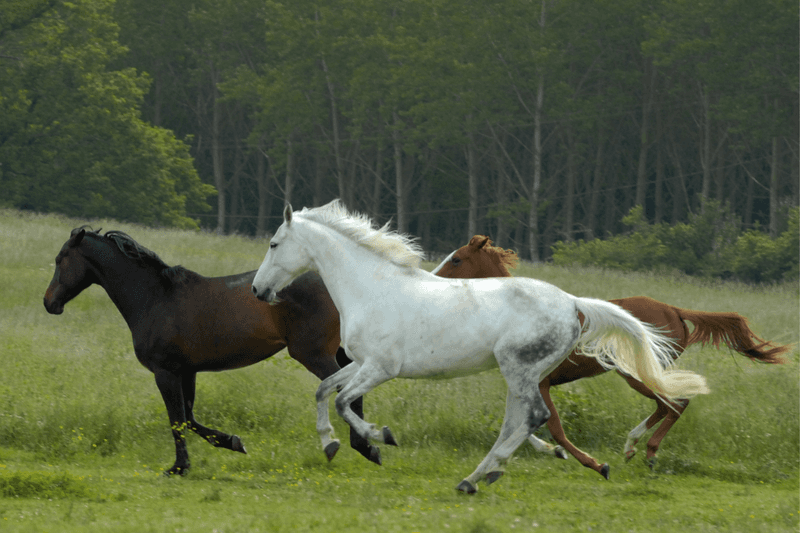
[1,208,798,496]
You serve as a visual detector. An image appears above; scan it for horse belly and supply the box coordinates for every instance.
[398,348,498,379]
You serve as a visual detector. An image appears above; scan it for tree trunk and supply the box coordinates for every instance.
[255,146,272,237]
[467,129,478,239]
[372,136,384,219]
[211,84,226,235]
[699,85,712,210]
[769,135,779,237]
[285,135,295,207]
[528,0,546,262]
[635,59,654,208]
[392,111,407,233]
[563,128,575,242]
[654,106,664,223]
[494,140,509,248]
[528,72,543,262]
[587,122,604,240]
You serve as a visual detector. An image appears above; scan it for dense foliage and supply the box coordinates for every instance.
[552,202,800,283]
[0,0,214,228]
[1,0,797,254]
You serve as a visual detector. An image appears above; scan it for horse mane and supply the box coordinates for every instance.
[476,237,519,274]
[297,199,425,268]
[74,226,193,285]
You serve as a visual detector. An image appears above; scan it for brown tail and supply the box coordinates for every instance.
[675,307,791,364]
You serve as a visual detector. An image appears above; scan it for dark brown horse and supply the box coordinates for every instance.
[433,235,790,478]
[43,227,380,475]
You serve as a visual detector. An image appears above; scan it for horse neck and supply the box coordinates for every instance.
[298,221,407,313]
[84,238,168,327]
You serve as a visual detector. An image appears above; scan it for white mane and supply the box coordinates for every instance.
[296,200,424,268]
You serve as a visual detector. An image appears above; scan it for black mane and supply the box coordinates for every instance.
[74,226,195,285]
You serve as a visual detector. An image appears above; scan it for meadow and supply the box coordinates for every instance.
[0,208,797,532]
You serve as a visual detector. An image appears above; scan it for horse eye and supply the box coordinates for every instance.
[269,242,278,249]
[451,256,461,266]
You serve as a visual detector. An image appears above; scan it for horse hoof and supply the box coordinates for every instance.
[456,480,477,494]
[485,471,504,485]
[165,465,189,477]
[599,463,610,480]
[646,457,657,470]
[231,435,247,454]
[624,450,636,463]
[554,446,568,460]
[368,446,382,466]
[324,441,340,462]
[382,426,398,446]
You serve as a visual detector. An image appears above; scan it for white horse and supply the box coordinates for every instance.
[251,200,709,494]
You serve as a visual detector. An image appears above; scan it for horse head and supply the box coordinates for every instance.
[43,227,98,314]
[434,235,518,279]
[252,204,313,303]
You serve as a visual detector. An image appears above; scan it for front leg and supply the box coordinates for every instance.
[315,364,360,461]
[182,373,247,454]
[154,369,190,476]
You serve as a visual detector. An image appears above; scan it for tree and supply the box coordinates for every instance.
[0,0,213,228]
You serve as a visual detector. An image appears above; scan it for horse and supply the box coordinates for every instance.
[250,200,709,493]
[433,234,790,478]
[43,226,382,475]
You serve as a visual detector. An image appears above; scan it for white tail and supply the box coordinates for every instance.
[573,297,710,400]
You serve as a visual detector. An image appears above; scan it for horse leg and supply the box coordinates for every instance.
[458,389,545,494]
[182,373,246,454]
[335,347,381,465]
[315,363,360,462]
[624,408,667,462]
[619,371,669,462]
[332,362,397,445]
[457,344,559,494]
[644,399,689,468]
[538,378,610,479]
[153,369,190,476]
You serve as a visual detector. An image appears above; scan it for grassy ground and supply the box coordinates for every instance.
[0,209,798,532]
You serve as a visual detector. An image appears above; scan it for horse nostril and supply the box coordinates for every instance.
[251,285,258,296]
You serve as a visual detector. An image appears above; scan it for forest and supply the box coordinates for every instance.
[1,0,797,259]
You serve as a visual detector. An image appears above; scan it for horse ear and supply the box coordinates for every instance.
[284,204,293,224]
[69,228,86,247]
[470,235,491,249]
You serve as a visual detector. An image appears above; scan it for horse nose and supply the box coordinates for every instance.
[251,285,259,297]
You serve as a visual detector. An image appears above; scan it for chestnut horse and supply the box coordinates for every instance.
[433,235,790,479]
[43,227,380,475]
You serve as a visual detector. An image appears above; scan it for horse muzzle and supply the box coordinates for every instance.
[43,296,64,315]
[252,285,279,305]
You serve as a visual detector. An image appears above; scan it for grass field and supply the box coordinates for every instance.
[0,208,798,532]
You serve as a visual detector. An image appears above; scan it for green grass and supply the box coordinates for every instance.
[0,208,798,532]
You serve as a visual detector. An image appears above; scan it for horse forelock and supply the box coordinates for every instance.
[296,199,424,268]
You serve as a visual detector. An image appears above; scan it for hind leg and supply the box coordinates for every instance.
[538,378,609,479]
[457,344,558,494]
[644,399,688,467]
[619,372,688,467]
[624,407,667,462]
[182,373,247,454]
[458,388,548,494]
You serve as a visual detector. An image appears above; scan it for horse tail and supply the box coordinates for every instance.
[674,307,790,364]
[572,297,710,401]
